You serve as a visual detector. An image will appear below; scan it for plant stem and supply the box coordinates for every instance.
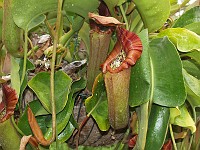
[119,4,129,29]
[169,124,178,150]
[20,30,28,85]
[134,101,149,150]
[50,0,63,143]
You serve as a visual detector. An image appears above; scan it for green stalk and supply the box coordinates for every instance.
[20,30,28,85]
[134,102,149,150]
[50,0,63,143]
[169,124,178,150]
[119,4,129,29]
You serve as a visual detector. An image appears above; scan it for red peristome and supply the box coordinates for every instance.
[0,84,18,123]
[101,27,143,73]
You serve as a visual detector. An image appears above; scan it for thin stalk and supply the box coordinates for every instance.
[50,0,63,143]
[119,5,129,29]
[134,101,149,150]
[20,30,28,85]
[169,124,178,150]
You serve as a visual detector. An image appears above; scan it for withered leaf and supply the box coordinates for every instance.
[88,12,125,26]
[27,107,51,146]
[20,135,32,150]
[0,84,18,123]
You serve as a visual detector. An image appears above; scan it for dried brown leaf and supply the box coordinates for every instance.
[20,135,32,150]
[27,107,51,146]
[88,12,125,26]
[0,84,18,123]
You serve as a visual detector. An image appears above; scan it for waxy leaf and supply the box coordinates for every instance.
[28,70,72,114]
[183,69,200,108]
[0,84,18,123]
[129,29,150,107]
[173,6,200,34]
[145,104,170,150]
[85,73,109,131]
[134,0,170,32]
[157,28,200,52]
[170,105,196,133]
[12,0,99,30]
[149,37,186,106]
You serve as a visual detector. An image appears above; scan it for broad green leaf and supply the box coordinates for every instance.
[170,0,177,5]
[185,22,200,35]
[182,60,200,79]
[182,50,200,64]
[27,14,46,31]
[28,70,72,113]
[145,104,170,150]
[29,100,49,116]
[183,69,200,108]
[173,6,200,28]
[49,142,69,150]
[44,78,85,139]
[157,28,200,52]
[44,95,74,140]
[183,69,200,98]
[78,22,90,53]
[12,0,99,30]
[117,0,126,6]
[149,37,186,106]
[0,9,3,42]
[85,73,110,131]
[129,29,150,107]
[57,117,75,142]
[170,105,196,133]
[134,0,170,32]
[10,57,20,97]
[17,101,49,135]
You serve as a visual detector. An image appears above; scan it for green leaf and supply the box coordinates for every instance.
[57,116,75,143]
[183,69,200,108]
[78,22,90,53]
[104,0,119,17]
[27,14,46,31]
[149,37,186,106]
[182,60,200,79]
[170,105,196,133]
[85,73,110,131]
[28,70,72,113]
[182,50,200,64]
[157,28,200,52]
[12,0,99,30]
[145,104,170,150]
[173,6,200,34]
[49,142,69,150]
[185,22,200,35]
[44,95,74,140]
[134,0,170,32]
[10,57,20,97]
[129,29,150,107]
[17,101,49,135]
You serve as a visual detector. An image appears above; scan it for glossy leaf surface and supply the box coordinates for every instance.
[12,0,99,30]
[149,37,186,106]
[134,0,170,32]
[157,28,200,52]
[129,29,150,107]
[145,104,170,150]
[85,73,109,131]
[173,6,200,34]
[28,70,72,113]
